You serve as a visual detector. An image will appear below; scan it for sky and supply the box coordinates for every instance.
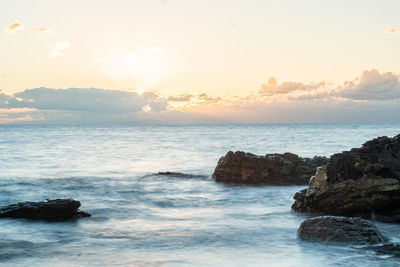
[1,0,400,124]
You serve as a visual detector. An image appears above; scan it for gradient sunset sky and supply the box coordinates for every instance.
[1,0,400,123]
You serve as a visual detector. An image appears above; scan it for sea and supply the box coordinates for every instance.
[0,124,400,266]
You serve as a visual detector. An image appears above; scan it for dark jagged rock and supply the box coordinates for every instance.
[292,134,400,222]
[157,172,208,178]
[298,216,384,244]
[373,243,400,257]
[0,199,91,221]
[212,151,328,185]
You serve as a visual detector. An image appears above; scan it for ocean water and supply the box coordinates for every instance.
[0,124,400,266]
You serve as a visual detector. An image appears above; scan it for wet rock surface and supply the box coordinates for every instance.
[292,134,400,222]
[213,151,327,185]
[372,243,400,257]
[0,199,91,221]
[156,172,208,178]
[298,216,384,244]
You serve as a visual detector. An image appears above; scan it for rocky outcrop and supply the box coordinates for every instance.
[292,134,400,222]
[0,199,91,221]
[373,243,400,257]
[156,172,208,178]
[213,151,328,185]
[298,216,384,244]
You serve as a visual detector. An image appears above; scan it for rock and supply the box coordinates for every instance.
[298,216,384,244]
[292,134,400,222]
[212,151,328,185]
[0,199,91,221]
[373,243,400,257]
[156,172,208,178]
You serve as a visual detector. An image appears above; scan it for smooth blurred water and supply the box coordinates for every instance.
[0,124,400,266]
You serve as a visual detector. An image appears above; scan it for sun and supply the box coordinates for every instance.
[95,48,170,88]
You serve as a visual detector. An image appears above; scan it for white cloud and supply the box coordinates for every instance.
[336,69,400,100]
[48,41,70,58]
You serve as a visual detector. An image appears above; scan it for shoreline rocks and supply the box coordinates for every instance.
[0,199,91,221]
[298,216,384,244]
[373,243,400,257]
[213,151,327,185]
[292,134,400,222]
[156,172,208,178]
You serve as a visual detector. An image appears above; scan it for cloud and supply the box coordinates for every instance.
[149,99,169,111]
[142,104,151,112]
[5,87,167,113]
[168,94,193,102]
[34,27,53,34]
[4,21,24,33]
[0,87,171,124]
[167,93,217,110]
[0,108,42,124]
[0,92,10,104]
[48,41,70,58]
[0,88,221,123]
[385,27,400,34]
[1,69,400,124]
[207,99,400,123]
[336,69,400,100]
[255,70,400,102]
[170,69,400,123]
[258,77,326,96]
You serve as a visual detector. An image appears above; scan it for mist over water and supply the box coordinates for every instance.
[1,124,400,266]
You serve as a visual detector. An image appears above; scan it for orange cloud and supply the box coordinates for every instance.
[0,108,41,124]
[385,27,399,34]
[0,115,40,124]
[167,93,216,110]
[0,108,36,114]
[5,21,24,33]
[34,27,53,34]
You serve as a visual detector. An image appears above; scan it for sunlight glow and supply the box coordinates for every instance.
[142,104,151,112]
[94,49,171,89]
[168,94,207,110]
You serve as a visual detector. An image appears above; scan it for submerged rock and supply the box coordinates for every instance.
[156,172,208,178]
[292,134,400,222]
[0,199,91,221]
[212,151,327,185]
[373,243,400,257]
[298,216,384,244]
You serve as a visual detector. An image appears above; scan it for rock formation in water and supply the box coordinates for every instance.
[373,243,400,257]
[0,199,91,221]
[156,172,208,178]
[292,134,400,222]
[298,216,384,244]
[212,151,328,185]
